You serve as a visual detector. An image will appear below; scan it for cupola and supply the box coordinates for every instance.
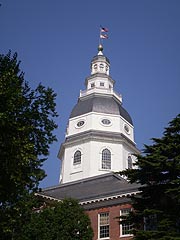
[58,44,139,184]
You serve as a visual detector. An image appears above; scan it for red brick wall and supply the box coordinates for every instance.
[86,203,133,240]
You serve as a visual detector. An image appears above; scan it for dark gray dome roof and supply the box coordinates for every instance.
[91,55,110,64]
[70,96,133,125]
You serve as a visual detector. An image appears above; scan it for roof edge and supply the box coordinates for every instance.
[35,190,141,206]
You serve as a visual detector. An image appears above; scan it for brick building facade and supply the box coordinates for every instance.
[36,173,139,240]
[87,203,134,240]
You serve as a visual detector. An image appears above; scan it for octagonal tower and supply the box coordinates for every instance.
[58,45,139,183]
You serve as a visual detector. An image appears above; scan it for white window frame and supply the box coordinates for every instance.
[73,150,81,165]
[128,155,133,169]
[94,64,98,70]
[76,119,85,128]
[101,148,111,170]
[99,63,104,72]
[100,82,105,87]
[120,208,133,237]
[100,118,112,127]
[91,82,95,88]
[98,212,110,239]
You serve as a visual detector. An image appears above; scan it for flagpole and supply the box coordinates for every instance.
[99,25,108,52]
[98,25,108,55]
[99,26,101,46]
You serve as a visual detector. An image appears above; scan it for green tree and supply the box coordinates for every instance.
[21,198,93,240]
[0,51,58,239]
[120,114,180,240]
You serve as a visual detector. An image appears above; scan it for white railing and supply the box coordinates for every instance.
[80,87,122,103]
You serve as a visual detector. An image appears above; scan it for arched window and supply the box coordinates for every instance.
[102,149,111,170]
[73,150,81,165]
[128,156,132,169]
[94,64,97,70]
[99,63,104,71]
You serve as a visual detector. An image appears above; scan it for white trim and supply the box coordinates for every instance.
[99,146,113,171]
[119,208,133,237]
[98,212,110,240]
[75,119,86,129]
[34,191,140,206]
[124,123,131,135]
[80,191,139,205]
[71,148,83,173]
[34,193,62,202]
[100,117,112,127]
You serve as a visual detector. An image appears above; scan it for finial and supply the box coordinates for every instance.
[98,44,103,55]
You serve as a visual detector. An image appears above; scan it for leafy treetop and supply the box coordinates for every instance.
[0,51,58,239]
[120,114,180,240]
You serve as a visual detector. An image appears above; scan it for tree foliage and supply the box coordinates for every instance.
[21,198,93,240]
[0,51,58,238]
[120,114,180,239]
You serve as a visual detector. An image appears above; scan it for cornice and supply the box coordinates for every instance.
[35,190,140,208]
[58,130,139,159]
[85,73,115,86]
[67,130,136,147]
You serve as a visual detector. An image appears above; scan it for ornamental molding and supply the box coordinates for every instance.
[85,73,115,86]
[35,190,140,206]
[58,130,139,159]
[65,130,136,147]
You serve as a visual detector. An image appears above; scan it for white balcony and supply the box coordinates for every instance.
[80,87,122,103]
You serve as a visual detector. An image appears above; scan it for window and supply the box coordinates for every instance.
[106,66,109,73]
[100,82,104,87]
[124,124,130,134]
[144,214,157,231]
[77,120,85,127]
[100,63,104,71]
[99,212,109,239]
[94,64,97,70]
[128,156,133,169]
[101,119,111,125]
[120,209,133,236]
[91,82,95,88]
[73,150,81,165]
[102,149,111,170]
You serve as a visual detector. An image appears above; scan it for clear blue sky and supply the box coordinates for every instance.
[1,0,179,188]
